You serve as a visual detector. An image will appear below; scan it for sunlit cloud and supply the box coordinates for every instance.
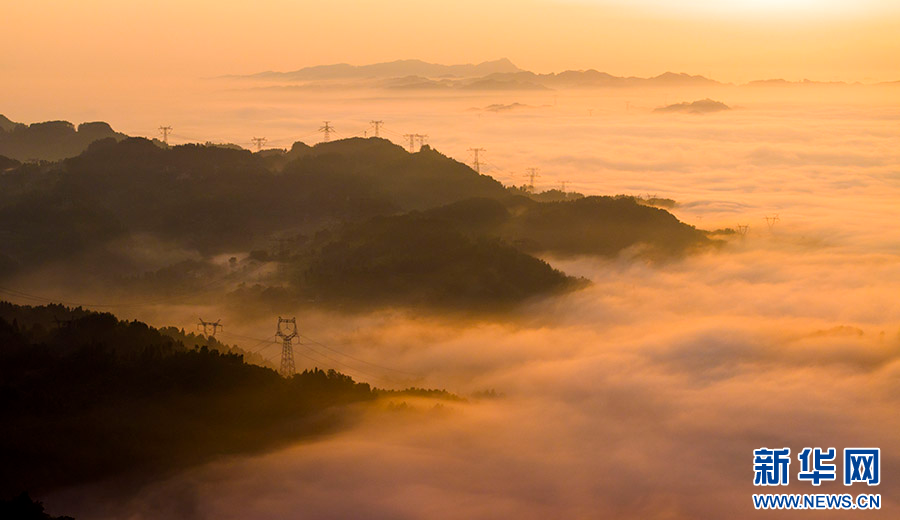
[36,86,900,519]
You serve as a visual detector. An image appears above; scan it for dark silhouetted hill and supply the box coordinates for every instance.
[279,139,507,211]
[501,196,710,257]
[0,137,395,264]
[0,116,127,161]
[421,196,711,258]
[295,213,579,310]
[0,301,381,496]
[1,134,713,310]
[655,99,731,114]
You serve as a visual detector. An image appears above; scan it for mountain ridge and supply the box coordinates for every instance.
[0,116,129,162]
[0,133,715,311]
[234,58,522,81]
[226,59,900,89]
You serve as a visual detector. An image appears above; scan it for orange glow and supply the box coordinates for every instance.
[3,0,899,88]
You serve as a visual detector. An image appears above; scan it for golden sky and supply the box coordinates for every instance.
[4,0,900,83]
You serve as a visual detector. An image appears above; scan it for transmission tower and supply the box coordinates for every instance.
[765,214,780,230]
[159,126,172,146]
[468,147,485,173]
[319,121,334,142]
[197,318,223,337]
[370,120,384,137]
[414,134,428,149]
[275,316,298,377]
[736,224,750,237]
[525,167,540,192]
[251,137,267,152]
[403,134,416,152]
[560,180,568,194]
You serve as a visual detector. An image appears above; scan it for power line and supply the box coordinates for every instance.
[292,340,408,385]
[168,132,207,143]
[246,336,278,354]
[297,332,416,377]
[218,329,415,384]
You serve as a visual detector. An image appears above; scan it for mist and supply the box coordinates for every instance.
[7,82,890,518]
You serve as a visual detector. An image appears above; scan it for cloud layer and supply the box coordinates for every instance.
[45,86,900,519]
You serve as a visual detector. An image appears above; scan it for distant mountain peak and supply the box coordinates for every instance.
[655,98,731,114]
[239,58,522,81]
[651,71,719,84]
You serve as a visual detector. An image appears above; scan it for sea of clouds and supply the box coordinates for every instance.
[46,84,900,519]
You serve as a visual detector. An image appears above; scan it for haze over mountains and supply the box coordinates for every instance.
[240,58,523,81]
[0,122,713,313]
[4,58,899,520]
[0,299,453,499]
[227,58,899,90]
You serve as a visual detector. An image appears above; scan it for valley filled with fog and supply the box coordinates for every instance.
[5,80,889,518]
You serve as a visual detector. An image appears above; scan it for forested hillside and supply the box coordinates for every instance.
[0,302,382,496]
[0,132,715,311]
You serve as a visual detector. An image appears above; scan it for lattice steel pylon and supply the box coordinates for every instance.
[197,318,223,337]
[319,121,334,142]
[158,126,172,146]
[468,147,485,173]
[275,316,298,377]
[525,167,540,192]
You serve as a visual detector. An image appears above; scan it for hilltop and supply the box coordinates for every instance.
[228,59,900,91]
[0,133,714,312]
[235,58,522,81]
[655,99,731,114]
[0,116,128,162]
[0,301,408,496]
[233,63,721,91]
